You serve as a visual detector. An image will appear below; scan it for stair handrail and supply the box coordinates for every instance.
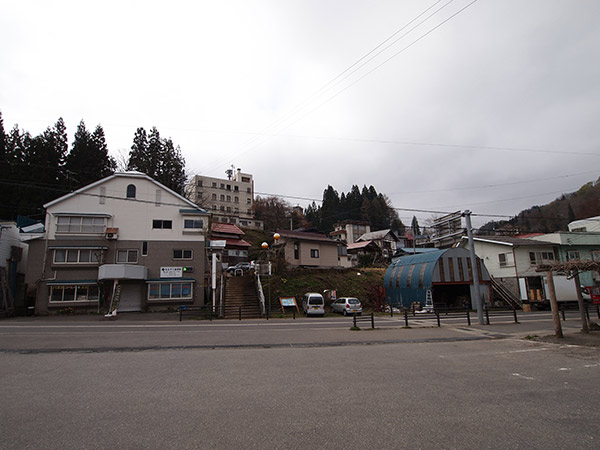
[490,276,523,309]
[254,265,266,317]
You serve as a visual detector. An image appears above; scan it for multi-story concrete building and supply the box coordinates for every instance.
[187,168,263,229]
[26,172,210,315]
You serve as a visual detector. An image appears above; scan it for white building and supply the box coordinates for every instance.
[26,172,210,315]
[187,168,263,229]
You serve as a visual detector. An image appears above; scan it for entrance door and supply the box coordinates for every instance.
[117,283,143,312]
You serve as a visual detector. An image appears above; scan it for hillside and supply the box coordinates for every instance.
[480,177,600,234]
[265,268,386,311]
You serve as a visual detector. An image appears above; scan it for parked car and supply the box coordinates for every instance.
[330,297,362,316]
[226,262,252,275]
[302,293,325,317]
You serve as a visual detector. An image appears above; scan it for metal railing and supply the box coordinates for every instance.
[352,312,375,329]
[387,305,520,327]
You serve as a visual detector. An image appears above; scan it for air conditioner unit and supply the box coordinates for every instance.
[106,232,118,240]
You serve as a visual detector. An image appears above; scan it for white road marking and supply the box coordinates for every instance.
[512,373,535,380]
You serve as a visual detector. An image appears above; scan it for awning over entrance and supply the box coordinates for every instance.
[98,264,148,280]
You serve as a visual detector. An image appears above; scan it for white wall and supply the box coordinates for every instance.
[46,174,208,242]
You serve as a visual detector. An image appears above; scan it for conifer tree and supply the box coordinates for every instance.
[127,126,187,195]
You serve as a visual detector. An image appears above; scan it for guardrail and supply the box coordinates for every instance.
[352,312,375,329]
[558,303,600,322]
[388,305,520,327]
[179,305,255,321]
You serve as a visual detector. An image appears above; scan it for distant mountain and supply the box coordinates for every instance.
[479,177,600,234]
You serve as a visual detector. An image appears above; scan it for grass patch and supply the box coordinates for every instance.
[524,335,539,340]
[350,326,361,331]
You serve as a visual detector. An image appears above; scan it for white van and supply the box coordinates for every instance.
[302,293,325,317]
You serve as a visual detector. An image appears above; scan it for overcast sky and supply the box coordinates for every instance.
[1,0,599,228]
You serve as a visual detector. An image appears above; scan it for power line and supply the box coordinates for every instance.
[198,0,463,175]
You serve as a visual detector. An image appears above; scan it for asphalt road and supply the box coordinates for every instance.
[1,311,599,449]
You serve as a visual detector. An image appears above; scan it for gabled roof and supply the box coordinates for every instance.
[464,235,554,247]
[357,229,398,242]
[44,172,207,213]
[211,223,245,236]
[347,241,376,251]
[277,229,337,244]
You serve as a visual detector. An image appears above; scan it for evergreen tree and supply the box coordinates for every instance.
[320,185,340,232]
[127,126,187,195]
[65,120,116,190]
[411,216,421,236]
[305,201,321,230]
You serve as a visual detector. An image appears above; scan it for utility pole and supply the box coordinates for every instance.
[545,270,563,338]
[463,210,484,325]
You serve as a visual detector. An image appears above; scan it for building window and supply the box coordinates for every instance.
[246,198,251,204]
[294,243,299,259]
[247,188,251,193]
[234,186,239,192]
[53,248,102,264]
[126,184,136,199]
[197,180,203,187]
[234,196,239,203]
[117,249,138,263]
[310,249,319,258]
[567,251,580,261]
[142,241,148,256]
[592,250,600,262]
[213,205,217,210]
[242,177,250,183]
[56,216,106,234]
[226,207,231,212]
[498,253,507,267]
[148,282,193,300]
[173,249,193,260]
[152,220,172,229]
[227,185,231,191]
[212,194,217,200]
[220,194,225,201]
[50,285,99,302]
[530,251,554,265]
[212,182,217,188]
[184,219,204,229]
[220,183,225,189]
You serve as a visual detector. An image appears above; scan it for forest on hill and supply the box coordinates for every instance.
[479,177,600,234]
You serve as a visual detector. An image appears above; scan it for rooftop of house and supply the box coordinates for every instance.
[277,229,338,244]
[211,223,245,236]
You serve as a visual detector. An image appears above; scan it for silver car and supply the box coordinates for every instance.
[330,297,362,316]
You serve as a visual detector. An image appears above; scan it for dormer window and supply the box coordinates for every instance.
[127,184,136,199]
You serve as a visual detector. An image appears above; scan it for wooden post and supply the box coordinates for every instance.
[573,272,589,333]
[545,271,563,338]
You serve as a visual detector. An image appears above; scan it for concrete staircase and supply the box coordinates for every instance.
[223,274,262,319]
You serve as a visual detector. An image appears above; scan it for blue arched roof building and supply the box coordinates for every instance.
[384,247,491,309]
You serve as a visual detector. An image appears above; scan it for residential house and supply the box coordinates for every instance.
[0,221,39,315]
[210,222,252,269]
[274,230,340,268]
[568,216,600,232]
[530,231,600,286]
[356,229,403,261]
[26,172,210,315]
[186,168,263,230]
[458,236,558,304]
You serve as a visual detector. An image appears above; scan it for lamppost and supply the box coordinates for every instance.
[261,233,280,319]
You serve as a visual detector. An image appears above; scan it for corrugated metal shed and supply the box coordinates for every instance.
[384,247,490,308]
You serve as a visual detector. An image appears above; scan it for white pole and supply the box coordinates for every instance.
[464,210,484,325]
[212,252,217,313]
